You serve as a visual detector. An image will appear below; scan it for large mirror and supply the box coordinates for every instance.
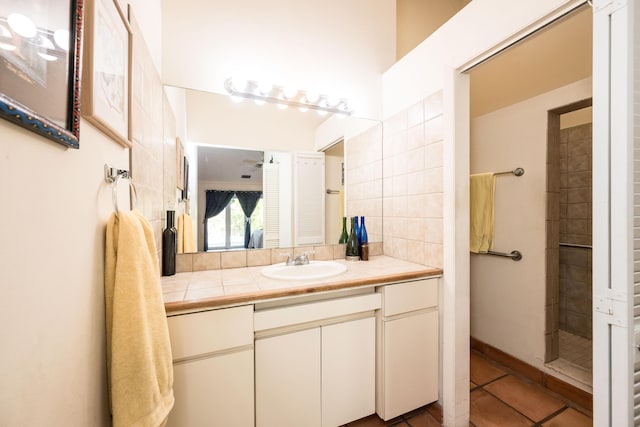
[164,86,382,253]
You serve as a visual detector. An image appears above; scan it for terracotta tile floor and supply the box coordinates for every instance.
[469,352,592,427]
[342,351,593,427]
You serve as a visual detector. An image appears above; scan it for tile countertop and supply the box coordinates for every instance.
[162,255,442,313]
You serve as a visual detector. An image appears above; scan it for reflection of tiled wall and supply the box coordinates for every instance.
[381,92,444,267]
[559,123,592,339]
[346,123,383,242]
[129,13,167,264]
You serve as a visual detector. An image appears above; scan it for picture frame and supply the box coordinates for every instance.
[82,0,132,148]
[176,137,185,190]
[0,0,84,148]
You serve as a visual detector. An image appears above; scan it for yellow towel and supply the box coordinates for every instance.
[105,210,174,427]
[177,214,184,254]
[177,213,195,254]
[470,173,496,253]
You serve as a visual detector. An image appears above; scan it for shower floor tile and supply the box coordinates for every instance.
[559,330,592,370]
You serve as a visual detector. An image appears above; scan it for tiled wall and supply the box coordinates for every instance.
[175,242,383,272]
[129,12,166,261]
[559,123,592,339]
[381,91,444,267]
[346,123,383,243]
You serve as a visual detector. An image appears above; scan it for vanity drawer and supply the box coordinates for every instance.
[380,279,438,317]
[167,305,253,360]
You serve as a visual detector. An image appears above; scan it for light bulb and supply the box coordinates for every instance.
[298,106,309,113]
[283,87,298,99]
[277,103,288,110]
[254,99,266,106]
[53,29,69,51]
[8,13,36,38]
[317,109,328,116]
[305,91,319,104]
[230,95,244,103]
[327,96,340,107]
[258,82,272,96]
[232,78,248,92]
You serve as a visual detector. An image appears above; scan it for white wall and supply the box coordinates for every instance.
[0,122,128,426]
[383,0,584,119]
[381,1,585,425]
[161,0,396,120]
[470,78,592,370]
[0,1,162,424]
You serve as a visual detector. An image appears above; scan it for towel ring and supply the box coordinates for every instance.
[112,173,138,218]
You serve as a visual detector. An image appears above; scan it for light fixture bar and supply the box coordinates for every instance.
[224,78,353,116]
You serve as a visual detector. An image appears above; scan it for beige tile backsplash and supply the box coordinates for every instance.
[175,242,384,273]
[380,92,444,268]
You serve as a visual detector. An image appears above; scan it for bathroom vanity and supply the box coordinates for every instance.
[162,256,441,427]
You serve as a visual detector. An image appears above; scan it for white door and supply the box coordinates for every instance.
[255,328,322,427]
[321,317,376,427]
[592,0,636,425]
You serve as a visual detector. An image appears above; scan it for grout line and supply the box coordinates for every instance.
[480,386,539,425]
[532,406,569,426]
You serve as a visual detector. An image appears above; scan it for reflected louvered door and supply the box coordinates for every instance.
[263,163,280,248]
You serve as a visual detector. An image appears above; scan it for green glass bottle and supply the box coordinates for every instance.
[338,216,348,244]
[345,216,360,260]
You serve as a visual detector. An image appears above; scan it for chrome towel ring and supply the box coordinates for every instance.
[105,164,138,218]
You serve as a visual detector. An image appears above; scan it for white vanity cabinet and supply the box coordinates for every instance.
[166,305,254,427]
[254,291,381,427]
[376,278,440,421]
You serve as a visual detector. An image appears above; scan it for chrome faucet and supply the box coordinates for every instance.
[280,251,315,266]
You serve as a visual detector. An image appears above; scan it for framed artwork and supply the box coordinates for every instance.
[181,156,189,201]
[82,0,132,147]
[0,0,84,148]
[176,137,184,190]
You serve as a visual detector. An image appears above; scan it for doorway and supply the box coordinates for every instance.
[545,101,593,389]
[467,2,593,393]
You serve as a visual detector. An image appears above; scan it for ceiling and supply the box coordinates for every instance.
[198,146,264,185]
[470,5,592,118]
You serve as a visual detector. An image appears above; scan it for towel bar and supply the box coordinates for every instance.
[483,250,523,261]
[326,189,340,194]
[494,167,525,176]
[559,242,592,249]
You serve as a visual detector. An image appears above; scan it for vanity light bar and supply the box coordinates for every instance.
[224,78,353,116]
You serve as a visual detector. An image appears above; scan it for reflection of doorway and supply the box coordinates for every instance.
[323,140,344,244]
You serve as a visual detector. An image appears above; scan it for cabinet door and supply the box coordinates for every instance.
[167,349,254,427]
[382,311,438,419]
[322,317,376,427]
[255,328,321,427]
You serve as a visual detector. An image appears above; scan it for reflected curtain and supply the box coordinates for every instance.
[203,190,235,251]
[235,191,263,248]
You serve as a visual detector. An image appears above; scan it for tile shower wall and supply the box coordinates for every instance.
[381,91,444,267]
[346,123,383,243]
[129,13,167,262]
[559,123,592,339]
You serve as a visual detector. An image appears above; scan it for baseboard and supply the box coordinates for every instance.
[471,336,592,411]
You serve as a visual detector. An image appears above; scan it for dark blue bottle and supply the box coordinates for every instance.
[359,216,368,244]
[354,216,360,245]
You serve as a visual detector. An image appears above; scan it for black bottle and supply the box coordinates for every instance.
[162,210,177,276]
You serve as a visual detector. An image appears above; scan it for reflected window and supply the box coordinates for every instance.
[207,195,263,250]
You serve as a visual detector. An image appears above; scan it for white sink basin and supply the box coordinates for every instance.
[261,261,347,281]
